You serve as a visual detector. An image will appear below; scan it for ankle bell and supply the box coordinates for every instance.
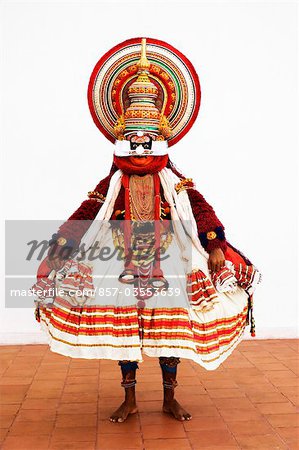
[163,379,178,389]
[121,378,137,389]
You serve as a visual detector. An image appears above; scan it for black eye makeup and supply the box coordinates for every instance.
[130,137,153,151]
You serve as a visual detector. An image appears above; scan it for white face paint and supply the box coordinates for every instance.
[114,140,169,157]
[135,145,145,155]
[137,131,144,137]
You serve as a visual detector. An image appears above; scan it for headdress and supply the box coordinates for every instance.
[88,37,201,155]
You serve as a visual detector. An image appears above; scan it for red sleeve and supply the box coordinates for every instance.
[54,173,113,246]
[186,188,227,253]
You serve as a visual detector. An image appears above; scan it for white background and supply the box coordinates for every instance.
[1,0,298,342]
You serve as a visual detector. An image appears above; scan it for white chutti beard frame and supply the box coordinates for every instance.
[114,140,168,157]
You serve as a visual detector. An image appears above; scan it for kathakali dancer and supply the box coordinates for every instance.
[32,38,261,422]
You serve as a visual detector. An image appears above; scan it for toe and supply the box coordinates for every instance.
[110,415,120,423]
[176,414,186,421]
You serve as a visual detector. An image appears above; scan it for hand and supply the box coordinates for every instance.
[208,248,225,273]
[47,245,65,271]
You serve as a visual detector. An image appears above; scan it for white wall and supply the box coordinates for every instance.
[1,0,298,343]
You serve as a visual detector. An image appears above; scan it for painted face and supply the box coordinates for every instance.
[130,135,153,152]
[113,154,168,174]
[114,131,168,174]
[127,132,155,167]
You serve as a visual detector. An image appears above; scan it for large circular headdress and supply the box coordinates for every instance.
[88,37,201,148]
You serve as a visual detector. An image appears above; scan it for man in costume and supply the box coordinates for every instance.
[33,38,261,422]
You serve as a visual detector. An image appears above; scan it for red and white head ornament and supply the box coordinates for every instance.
[88,37,201,156]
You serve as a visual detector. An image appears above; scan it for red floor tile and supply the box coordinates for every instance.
[201,378,239,389]
[265,413,299,427]
[219,408,263,422]
[143,438,192,449]
[25,388,63,399]
[0,377,33,386]
[187,429,238,448]
[255,401,298,414]
[227,419,273,436]
[212,397,256,410]
[96,432,142,449]
[68,368,99,377]
[55,413,97,428]
[0,414,15,428]
[2,435,51,450]
[234,433,288,449]
[21,398,59,410]
[246,391,290,403]
[0,339,298,450]
[0,404,21,415]
[138,390,163,402]
[207,388,246,398]
[51,425,97,442]
[57,402,98,415]
[60,392,98,403]
[14,409,56,422]
[183,416,227,431]
[176,394,213,406]
[50,442,96,450]
[98,417,140,433]
[141,423,186,439]
[66,375,98,385]
[139,412,180,426]
[276,426,299,448]
[0,428,9,442]
[9,419,54,436]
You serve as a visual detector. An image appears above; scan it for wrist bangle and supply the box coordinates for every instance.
[207,231,217,240]
[57,237,67,246]
[199,226,225,249]
[48,234,76,249]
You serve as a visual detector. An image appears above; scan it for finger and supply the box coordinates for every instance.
[208,259,211,271]
[53,260,62,271]
[47,261,55,270]
[56,262,64,271]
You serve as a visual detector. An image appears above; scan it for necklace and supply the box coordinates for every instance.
[129,174,155,221]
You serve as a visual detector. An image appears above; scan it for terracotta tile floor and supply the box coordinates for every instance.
[0,339,298,449]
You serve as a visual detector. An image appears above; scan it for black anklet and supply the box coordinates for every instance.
[159,357,180,373]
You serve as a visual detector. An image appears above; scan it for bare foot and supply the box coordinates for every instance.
[109,401,138,423]
[163,399,192,421]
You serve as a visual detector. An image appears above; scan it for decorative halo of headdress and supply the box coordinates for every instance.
[88,37,201,148]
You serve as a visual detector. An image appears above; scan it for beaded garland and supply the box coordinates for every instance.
[128,174,155,221]
[88,191,106,203]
